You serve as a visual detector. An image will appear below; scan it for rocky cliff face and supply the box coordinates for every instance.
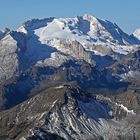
[0,85,139,140]
[0,34,18,81]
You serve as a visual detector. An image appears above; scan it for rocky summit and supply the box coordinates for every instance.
[0,14,140,140]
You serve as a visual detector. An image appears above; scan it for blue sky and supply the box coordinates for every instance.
[0,0,139,34]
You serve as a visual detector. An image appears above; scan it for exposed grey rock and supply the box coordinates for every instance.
[0,34,19,81]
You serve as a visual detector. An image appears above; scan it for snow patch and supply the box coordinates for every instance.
[115,103,136,115]
[55,85,64,89]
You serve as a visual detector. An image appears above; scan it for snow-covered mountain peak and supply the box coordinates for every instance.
[83,13,98,21]
[17,17,55,33]
[17,25,27,34]
[14,14,140,67]
[17,14,140,47]
[133,28,140,40]
[1,32,16,44]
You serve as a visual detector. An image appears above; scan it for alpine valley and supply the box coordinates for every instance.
[0,14,140,140]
